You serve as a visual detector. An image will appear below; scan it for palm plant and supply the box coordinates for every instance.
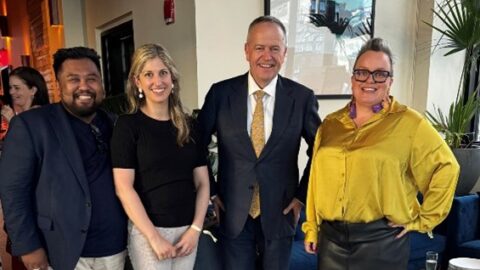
[424,0,480,148]
[308,13,351,36]
[427,90,479,147]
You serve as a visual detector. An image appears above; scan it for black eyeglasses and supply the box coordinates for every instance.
[353,69,392,83]
[90,124,108,154]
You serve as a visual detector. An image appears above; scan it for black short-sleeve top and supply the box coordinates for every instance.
[111,110,207,227]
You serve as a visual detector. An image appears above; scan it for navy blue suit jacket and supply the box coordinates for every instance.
[0,104,116,270]
[198,73,321,240]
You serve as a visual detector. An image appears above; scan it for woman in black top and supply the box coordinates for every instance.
[111,44,209,270]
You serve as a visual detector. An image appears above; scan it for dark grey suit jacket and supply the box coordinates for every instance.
[0,104,118,270]
[198,73,321,240]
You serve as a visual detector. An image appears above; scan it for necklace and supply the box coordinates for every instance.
[349,102,383,119]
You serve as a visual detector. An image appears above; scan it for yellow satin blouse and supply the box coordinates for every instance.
[302,99,460,244]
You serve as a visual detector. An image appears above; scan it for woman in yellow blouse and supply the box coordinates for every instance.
[302,38,459,269]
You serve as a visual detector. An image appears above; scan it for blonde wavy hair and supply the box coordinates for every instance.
[126,43,190,146]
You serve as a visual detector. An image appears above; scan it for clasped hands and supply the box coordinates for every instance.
[149,226,201,261]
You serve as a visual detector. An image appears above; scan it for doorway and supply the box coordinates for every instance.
[101,20,134,97]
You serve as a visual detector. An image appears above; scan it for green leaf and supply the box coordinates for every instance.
[425,0,480,148]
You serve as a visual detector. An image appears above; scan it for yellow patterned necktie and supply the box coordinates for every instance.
[249,90,265,218]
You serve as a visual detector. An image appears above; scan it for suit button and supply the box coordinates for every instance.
[81,229,87,233]
[248,185,254,190]
[86,202,91,207]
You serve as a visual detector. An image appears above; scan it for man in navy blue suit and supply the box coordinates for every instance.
[198,16,321,270]
[0,47,127,270]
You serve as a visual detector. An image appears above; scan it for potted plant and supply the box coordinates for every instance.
[425,0,480,195]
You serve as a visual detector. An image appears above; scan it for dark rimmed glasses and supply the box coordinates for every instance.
[90,124,108,154]
[353,69,392,83]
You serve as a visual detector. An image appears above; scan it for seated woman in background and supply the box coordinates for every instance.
[111,44,209,270]
[302,38,460,270]
[0,66,50,140]
[0,66,50,270]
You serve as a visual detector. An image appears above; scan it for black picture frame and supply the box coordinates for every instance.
[265,0,376,99]
[49,0,63,26]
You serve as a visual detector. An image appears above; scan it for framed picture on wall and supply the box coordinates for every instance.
[265,0,375,99]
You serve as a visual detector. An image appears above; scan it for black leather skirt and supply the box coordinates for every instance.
[317,218,410,270]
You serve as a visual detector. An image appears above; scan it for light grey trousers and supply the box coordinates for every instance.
[74,250,126,270]
[128,223,198,270]
[44,250,126,270]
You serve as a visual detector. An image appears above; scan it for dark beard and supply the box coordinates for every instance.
[68,104,98,117]
[61,93,100,120]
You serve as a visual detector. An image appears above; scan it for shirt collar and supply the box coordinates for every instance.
[248,72,277,98]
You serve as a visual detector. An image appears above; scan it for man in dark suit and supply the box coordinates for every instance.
[0,47,127,270]
[198,16,321,270]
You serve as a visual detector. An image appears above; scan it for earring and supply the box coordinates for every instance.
[348,96,356,119]
[138,88,144,99]
[348,102,356,119]
[171,84,175,94]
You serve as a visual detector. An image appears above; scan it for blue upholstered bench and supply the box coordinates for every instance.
[408,232,446,270]
[290,210,316,270]
[444,194,480,259]
[289,210,448,270]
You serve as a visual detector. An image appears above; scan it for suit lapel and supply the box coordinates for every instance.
[228,74,257,158]
[49,104,89,195]
[259,76,294,160]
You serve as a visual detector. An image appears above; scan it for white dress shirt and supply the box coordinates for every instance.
[247,73,277,143]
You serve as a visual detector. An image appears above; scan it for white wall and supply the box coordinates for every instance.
[413,0,463,116]
[82,0,198,110]
[62,0,87,47]
[426,15,464,114]
[194,0,263,107]
[372,1,418,107]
